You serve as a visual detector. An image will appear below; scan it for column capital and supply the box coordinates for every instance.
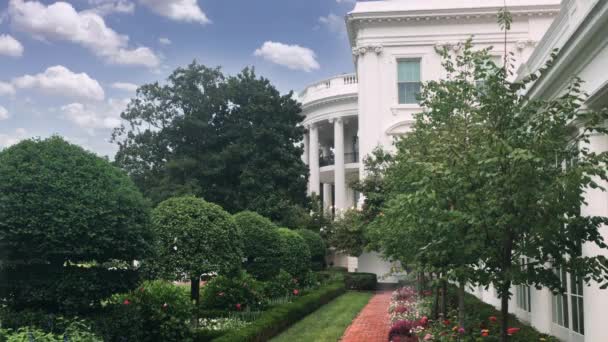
[328,117,344,124]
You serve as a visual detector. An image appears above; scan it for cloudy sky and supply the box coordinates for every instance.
[0,0,358,157]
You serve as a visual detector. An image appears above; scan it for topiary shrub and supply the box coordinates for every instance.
[152,196,243,305]
[261,270,297,299]
[295,229,326,271]
[344,272,377,291]
[277,228,311,280]
[96,280,193,342]
[233,211,282,280]
[199,272,263,312]
[0,136,153,314]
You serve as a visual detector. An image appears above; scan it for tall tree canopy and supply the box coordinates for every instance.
[112,62,308,223]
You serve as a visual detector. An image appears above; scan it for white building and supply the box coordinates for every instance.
[300,0,608,341]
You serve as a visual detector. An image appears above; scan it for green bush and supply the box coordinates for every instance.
[233,211,282,280]
[200,272,263,311]
[277,228,311,279]
[261,270,298,299]
[96,280,193,342]
[295,229,326,271]
[344,272,377,291]
[0,137,152,314]
[212,281,346,342]
[0,320,101,341]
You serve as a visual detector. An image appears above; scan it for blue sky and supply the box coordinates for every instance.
[0,0,359,157]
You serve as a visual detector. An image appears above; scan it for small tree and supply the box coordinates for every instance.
[0,136,152,314]
[277,228,311,280]
[233,211,281,280]
[330,209,368,258]
[152,196,243,306]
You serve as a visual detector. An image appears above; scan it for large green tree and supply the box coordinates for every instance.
[112,63,308,224]
[0,136,152,314]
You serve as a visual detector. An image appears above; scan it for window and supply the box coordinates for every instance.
[516,258,532,312]
[397,59,421,104]
[552,268,585,335]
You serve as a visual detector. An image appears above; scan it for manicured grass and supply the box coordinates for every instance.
[270,291,373,342]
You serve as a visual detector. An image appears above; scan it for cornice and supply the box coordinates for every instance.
[301,93,358,111]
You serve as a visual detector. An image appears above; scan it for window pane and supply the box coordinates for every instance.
[563,293,569,328]
[579,297,585,335]
[398,60,420,82]
[398,83,421,104]
[572,295,579,333]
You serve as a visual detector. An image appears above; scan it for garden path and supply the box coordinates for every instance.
[340,291,392,342]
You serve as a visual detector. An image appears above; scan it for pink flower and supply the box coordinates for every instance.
[458,327,465,335]
[423,333,433,341]
[481,329,490,337]
[489,316,497,323]
[123,299,131,305]
[507,327,520,335]
[293,289,299,296]
[235,303,242,311]
[420,316,429,326]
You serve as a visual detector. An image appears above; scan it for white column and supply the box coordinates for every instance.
[334,118,346,211]
[302,132,309,165]
[309,124,320,195]
[323,183,332,211]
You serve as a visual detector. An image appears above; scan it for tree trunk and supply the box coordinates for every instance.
[441,279,448,318]
[191,277,200,328]
[458,282,466,328]
[500,289,510,342]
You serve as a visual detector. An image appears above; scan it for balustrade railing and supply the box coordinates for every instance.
[319,152,359,167]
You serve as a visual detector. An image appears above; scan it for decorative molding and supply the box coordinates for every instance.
[515,39,537,51]
[352,44,384,57]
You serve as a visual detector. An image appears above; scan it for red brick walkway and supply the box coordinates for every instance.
[340,291,392,342]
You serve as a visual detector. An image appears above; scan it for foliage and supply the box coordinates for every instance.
[271,292,373,342]
[295,229,326,271]
[212,280,345,342]
[199,272,263,311]
[344,272,377,291]
[328,209,367,257]
[352,147,394,223]
[96,280,193,342]
[112,63,308,223]
[233,211,282,280]
[0,136,152,314]
[151,196,243,303]
[261,270,300,299]
[277,228,311,279]
[0,320,101,342]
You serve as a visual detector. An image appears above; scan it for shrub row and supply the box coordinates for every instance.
[211,281,346,342]
[344,272,377,291]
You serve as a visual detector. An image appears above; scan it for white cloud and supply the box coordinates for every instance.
[138,0,210,24]
[8,0,159,68]
[0,128,28,148]
[112,82,138,92]
[0,82,16,96]
[159,37,171,45]
[254,41,320,72]
[319,13,346,36]
[336,0,356,3]
[0,34,24,57]
[0,106,8,120]
[86,0,135,16]
[60,98,129,133]
[13,65,105,101]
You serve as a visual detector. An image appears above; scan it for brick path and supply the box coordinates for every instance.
[340,291,392,342]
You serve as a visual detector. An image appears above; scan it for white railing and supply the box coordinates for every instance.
[299,74,358,105]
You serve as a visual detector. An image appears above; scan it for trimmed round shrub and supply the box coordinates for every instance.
[97,280,192,342]
[233,211,281,280]
[277,228,311,280]
[199,272,263,311]
[0,136,152,314]
[262,269,297,299]
[152,196,243,303]
[295,229,326,271]
[344,272,377,291]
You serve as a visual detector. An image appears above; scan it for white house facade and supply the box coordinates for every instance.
[300,0,608,341]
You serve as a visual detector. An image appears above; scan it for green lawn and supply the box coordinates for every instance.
[271,291,373,342]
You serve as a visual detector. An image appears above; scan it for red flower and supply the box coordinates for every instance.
[235,303,242,311]
[481,329,490,337]
[293,289,300,296]
[123,299,131,305]
[489,316,497,323]
[420,316,429,326]
[443,319,451,326]
[507,327,520,335]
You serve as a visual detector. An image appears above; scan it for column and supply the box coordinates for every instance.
[323,183,333,211]
[302,132,309,165]
[333,118,346,211]
[309,124,320,196]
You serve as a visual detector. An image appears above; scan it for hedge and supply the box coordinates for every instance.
[344,272,377,291]
[211,281,346,342]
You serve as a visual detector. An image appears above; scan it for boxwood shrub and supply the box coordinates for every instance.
[295,229,326,271]
[344,272,377,291]
[277,228,311,279]
[212,281,345,342]
[233,211,282,280]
